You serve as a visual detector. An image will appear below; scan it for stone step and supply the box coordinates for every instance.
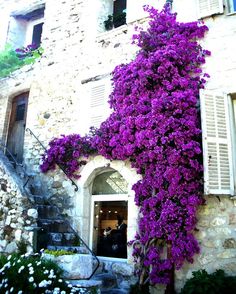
[93,273,118,291]
[47,245,87,254]
[33,195,46,204]
[67,279,102,294]
[37,204,60,218]
[38,219,72,233]
[102,289,129,294]
[46,232,81,247]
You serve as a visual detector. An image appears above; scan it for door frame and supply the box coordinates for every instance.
[89,193,128,260]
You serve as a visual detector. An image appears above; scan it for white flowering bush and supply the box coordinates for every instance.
[0,253,95,293]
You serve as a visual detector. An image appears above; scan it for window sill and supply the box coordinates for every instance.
[226,11,236,16]
[96,24,128,42]
[98,256,128,263]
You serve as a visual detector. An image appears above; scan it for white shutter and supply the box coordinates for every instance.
[126,0,164,23]
[89,80,111,128]
[200,90,234,195]
[197,0,223,18]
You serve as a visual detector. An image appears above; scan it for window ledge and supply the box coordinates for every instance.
[98,256,128,263]
[226,11,236,16]
[96,24,128,42]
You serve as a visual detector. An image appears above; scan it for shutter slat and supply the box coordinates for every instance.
[197,0,223,18]
[200,91,234,195]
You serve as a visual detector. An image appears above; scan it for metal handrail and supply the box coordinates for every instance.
[44,192,100,279]
[26,128,78,191]
[25,129,99,277]
[0,140,32,188]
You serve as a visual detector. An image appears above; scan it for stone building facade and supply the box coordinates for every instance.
[0,0,236,292]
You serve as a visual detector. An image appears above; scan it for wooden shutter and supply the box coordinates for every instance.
[200,90,234,195]
[197,0,223,18]
[89,80,111,128]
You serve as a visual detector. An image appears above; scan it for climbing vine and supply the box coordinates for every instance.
[41,6,210,286]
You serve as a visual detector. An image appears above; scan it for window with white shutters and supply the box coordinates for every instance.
[89,80,111,129]
[200,91,234,195]
[197,0,224,18]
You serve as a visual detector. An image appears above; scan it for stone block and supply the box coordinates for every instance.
[112,262,134,276]
[223,238,236,249]
[5,241,18,254]
[43,253,93,279]
[27,208,38,219]
[211,217,227,227]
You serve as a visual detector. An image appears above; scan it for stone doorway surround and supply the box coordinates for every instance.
[75,155,141,263]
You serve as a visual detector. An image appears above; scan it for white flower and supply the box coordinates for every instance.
[58,279,62,283]
[7,255,12,260]
[17,291,23,294]
[18,266,25,273]
[38,280,48,288]
[29,276,34,282]
[27,263,32,267]
[36,261,41,266]
[44,270,49,274]
[10,287,14,292]
[61,291,66,294]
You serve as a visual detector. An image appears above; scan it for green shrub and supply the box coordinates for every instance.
[0,44,43,79]
[44,249,76,256]
[180,269,236,294]
[0,253,72,293]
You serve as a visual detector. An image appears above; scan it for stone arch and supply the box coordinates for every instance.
[75,155,141,261]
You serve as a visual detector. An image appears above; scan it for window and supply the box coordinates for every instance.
[90,171,128,259]
[227,0,236,13]
[197,0,223,18]
[103,0,127,31]
[79,78,111,134]
[8,7,44,49]
[200,90,234,195]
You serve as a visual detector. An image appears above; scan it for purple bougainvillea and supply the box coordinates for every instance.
[41,5,210,285]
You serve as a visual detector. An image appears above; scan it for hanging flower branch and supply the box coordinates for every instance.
[41,5,210,286]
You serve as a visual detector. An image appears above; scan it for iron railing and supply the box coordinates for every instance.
[26,128,78,191]
[26,128,100,277]
[0,140,31,188]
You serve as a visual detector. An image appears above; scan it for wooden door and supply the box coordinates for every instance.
[7,92,29,163]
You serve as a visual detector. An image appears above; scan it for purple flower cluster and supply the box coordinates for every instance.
[40,134,95,178]
[15,43,39,59]
[41,6,210,285]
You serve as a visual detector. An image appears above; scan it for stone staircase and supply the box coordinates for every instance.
[0,148,132,293]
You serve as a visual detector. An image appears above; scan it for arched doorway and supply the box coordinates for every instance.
[90,170,128,259]
[6,92,29,163]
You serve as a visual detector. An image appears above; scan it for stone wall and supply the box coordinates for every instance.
[0,0,236,292]
[0,150,37,253]
[175,196,236,291]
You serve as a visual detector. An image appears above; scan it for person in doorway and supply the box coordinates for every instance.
[112,215,127,258]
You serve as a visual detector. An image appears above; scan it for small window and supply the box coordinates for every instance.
[103,0,126,31]
[8,7,44,49]
[15,104,25,121]
[227,0,236,12]
[32,22,43,48]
